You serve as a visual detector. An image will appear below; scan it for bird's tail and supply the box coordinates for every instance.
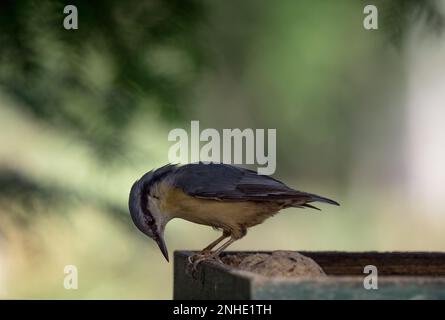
[308,194,339,206]
[293,193,339,211]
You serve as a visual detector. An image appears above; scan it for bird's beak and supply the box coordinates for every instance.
[156,234,169,262]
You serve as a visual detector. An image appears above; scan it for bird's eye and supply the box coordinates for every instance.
[151,194,160,200]
[144,216,155,226]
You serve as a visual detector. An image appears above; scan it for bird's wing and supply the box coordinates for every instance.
[171,163,338,205]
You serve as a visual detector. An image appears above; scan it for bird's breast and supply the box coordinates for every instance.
[158,184,281,234]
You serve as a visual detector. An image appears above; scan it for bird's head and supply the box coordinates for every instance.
[128,169,171,262]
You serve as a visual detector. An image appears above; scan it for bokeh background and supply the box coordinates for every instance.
[1,0,445,299]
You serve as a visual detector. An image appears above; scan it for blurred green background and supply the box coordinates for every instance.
[1,0,445,298]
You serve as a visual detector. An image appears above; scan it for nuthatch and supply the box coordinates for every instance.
[128,163,339,264]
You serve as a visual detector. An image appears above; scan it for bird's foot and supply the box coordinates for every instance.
[186,251,222,277]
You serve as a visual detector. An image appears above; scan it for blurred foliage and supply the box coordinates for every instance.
[381,0,444,44]
[0,0,443,160]
[0,0,206,159]
[0,168,126,223]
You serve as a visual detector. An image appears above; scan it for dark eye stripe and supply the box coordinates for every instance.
[144,215,155,225]
[144,214,158,236]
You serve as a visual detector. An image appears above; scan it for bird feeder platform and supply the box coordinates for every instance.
[174,251,445,299]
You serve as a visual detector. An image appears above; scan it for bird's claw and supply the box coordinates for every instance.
[186,252,222,278]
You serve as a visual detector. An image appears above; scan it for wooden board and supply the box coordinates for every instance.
[173,251,445,300]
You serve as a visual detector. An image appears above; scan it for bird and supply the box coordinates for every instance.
[128,163,339,267]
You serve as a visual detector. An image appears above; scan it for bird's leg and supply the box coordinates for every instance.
[189,236,238,273]
[210,236,237,258]
[204,227,246,262]
[202,232,230,253]
[187,232,229,265]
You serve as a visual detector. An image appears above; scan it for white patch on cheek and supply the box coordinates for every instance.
[148,197,170,231]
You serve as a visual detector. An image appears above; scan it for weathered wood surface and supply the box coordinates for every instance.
[300,251,445,276]
[174,251,445,300]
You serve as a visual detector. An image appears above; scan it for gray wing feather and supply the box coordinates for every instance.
[171,163,313,202]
